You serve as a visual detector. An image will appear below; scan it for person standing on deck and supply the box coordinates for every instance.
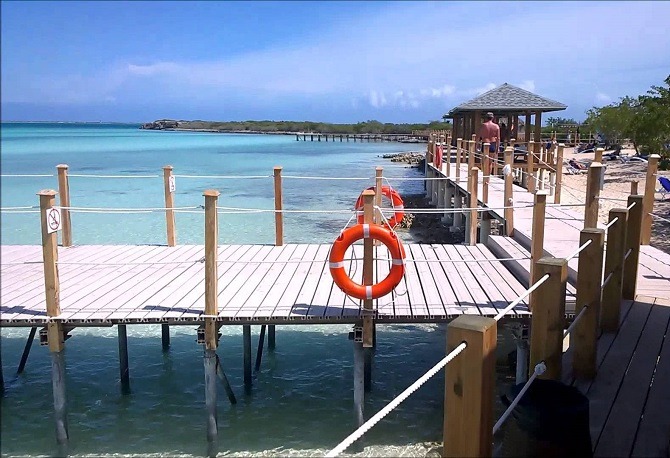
[479,112,500,174]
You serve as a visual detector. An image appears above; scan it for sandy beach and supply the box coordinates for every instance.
[561,147,670,254]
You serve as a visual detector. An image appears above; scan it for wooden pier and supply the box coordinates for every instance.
[294,132,427,143]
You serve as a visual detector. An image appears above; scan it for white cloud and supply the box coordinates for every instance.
[420,84,456,98]
[596,92,612,104]
[368,90,387,108]
[518,80,536,92]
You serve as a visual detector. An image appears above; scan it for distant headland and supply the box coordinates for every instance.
[140,119,452,135]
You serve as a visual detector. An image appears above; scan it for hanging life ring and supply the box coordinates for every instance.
[434,144,443,169]
[329,223,405,300]
[355,186,404,228]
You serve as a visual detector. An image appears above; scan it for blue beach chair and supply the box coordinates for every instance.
[658,176,670,199]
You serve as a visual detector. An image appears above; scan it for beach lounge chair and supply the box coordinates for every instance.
[565,159,587,175]
[658,176,670,199]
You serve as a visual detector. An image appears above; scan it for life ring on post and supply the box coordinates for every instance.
[329,223,405,300]
[434,144,443,169]
[355,186,404,228]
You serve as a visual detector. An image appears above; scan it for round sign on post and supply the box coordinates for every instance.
[46,206,62,234]
[169,176,176,193]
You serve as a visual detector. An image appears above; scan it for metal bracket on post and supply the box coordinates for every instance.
[197,325,221,345]
[348,325,363,343]
[39,326,72,346]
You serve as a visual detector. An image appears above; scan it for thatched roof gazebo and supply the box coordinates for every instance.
[445,83,567,144]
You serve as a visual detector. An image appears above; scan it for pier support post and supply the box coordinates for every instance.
[452,192,463,232]
[243,325,252,393]
[601,209,628,332]
[56,165,72,247]
[529,191,548,292]
[163,165,176,246]
[444,316,496,458]
[515,328,529,384]
[254,325,266,372]
[482,143,490,203]
[442,185,454,224]
[118,324,131,394]
[39,189,69,446]
[0,350,4,396]
[529,257,568,380]
[584,162,604,229]
[573,228,605,379]
[623,195,643,300]
[17,326,37,374]
[203,189,220,452]
[268,326,276,350]
[455,138,462,182]
[353,336,365,427]
[641,154,660,244]
[161,324,170,351]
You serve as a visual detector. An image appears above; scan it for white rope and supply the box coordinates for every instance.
[650,212,670,224]
[55,259,205,266]
[604,217,620,230]
[493,274,550,321]
[0,174,54,177]
[624,248,633,261]
[1,261,44,266]
[60,205,202,212]
[564,304,588,338]
[596,196,628,202]
[68,174,159,178]
[1,210,40,214]
[283,175,373,181]
[172,174,271,179]
[626,201,637,211]
[602,271,614,288]
[0,206,39,210]
[565,239,592,261]
[325,342,468,457]
[492,361,547,434]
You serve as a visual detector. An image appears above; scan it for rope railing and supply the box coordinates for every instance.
[565,239,593,261]
[324,342,468,457]
[67,174,159,179]
[0,174,54,177]
[493,274,550,321]
[650,212,670,224]
[492,362,547,434]
[173,174,272,179]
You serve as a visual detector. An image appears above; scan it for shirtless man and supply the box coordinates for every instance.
[479,112,500,173]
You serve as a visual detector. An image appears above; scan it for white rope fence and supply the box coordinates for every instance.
[324,342,468,457]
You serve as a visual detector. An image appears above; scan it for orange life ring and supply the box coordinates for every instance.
[329,223,405,300]
[435,144,443,169]
[355,186,404,228]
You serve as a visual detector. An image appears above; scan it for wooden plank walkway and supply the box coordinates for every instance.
[0,243,531,327]
[428,161,670,299]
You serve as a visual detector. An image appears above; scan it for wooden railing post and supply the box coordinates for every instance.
[573,228,605,379]
[554,144,564,204]
[455,138,463,181]
[641,154,660,244]
[594,147,604,164]
[273,166,284,246]
[527,141,536,193]
[56,165,72,247]
[601,208,628,332]
[362,190,375,348]
[482,142,490,204]
[444,315,496,458]
[163,165,176,246]
[38,189,69,445]
[203,190,220,349]
[445,135,452,178]
[467,140,475,174]
[504,147,514,236]
[630,180,639,195]
[467,167,479,246]
[529,191,548,290]
[530,257,568,380]
[623,195,643,300]
[584,162,604,229]
[374,167,383,246]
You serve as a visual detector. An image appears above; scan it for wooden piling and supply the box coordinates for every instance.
[467,167,479,246]
[243,325,252,393]
[203,189,219,449]
[118,324,131,394]
[554,144,564,204]
[573,228,605,379]
[467,140,475,174]
[255,325,266,372]
[39,189,68,445]
[503,147,514,236]
[584,162,604,229]
[362,190,375,392]
[529,191,548,291]
[623,195,643,300]
[56,165,72,247]
[529,257,568,380]
[444,316,496,458]
[17,327,37,374]
[526,141,537,192]
[601,209,628,332]
[273,166,284,246]
[445,135,452,178]
[161,324,170,351]
[163,165,176,246]
[455,138,462,181]
[641,154,660,244]
[482,143,490,204]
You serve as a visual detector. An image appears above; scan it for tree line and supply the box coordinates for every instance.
[142,119,452,135]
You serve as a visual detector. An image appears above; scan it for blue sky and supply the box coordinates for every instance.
[2,1,669,124]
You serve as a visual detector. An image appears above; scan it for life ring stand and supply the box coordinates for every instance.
[355,186,404,228]
[329,223,405,300]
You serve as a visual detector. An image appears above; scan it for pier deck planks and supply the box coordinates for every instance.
[1,243,532,326]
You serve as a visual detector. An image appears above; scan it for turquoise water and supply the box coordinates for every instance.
[1,123,474,457]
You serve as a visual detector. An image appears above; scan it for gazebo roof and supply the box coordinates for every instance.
[446,83,567,116]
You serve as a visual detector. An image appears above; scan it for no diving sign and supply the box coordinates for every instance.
[46,207,62,234]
